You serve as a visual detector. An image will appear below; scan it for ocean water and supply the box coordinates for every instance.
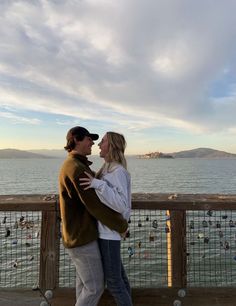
[1,157,236,288]
[0,156,236,195]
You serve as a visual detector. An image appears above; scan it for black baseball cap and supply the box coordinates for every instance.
[66,126,99,141]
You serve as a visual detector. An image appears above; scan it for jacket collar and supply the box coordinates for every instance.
[68,152,93,166]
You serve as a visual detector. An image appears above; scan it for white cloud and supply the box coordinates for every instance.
[0,111,41,125]
[0,0,236,135]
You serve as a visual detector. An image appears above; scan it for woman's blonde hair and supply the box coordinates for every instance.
[96,132,127,178]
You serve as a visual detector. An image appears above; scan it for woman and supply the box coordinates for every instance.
[79,131,132,306]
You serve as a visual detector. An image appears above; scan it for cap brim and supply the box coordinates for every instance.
[89,133,99,140]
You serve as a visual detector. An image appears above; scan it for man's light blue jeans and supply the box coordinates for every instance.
[98,239,133,306]
[67,240,104,306]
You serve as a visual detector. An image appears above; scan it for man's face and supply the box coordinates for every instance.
[76,136,94,156]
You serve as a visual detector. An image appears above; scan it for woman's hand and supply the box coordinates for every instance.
[79,171,94,190]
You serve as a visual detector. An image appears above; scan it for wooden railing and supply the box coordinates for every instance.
[1,193,236,306]
[0,195,60,292]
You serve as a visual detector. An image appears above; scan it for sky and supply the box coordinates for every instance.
[0,0,236,155]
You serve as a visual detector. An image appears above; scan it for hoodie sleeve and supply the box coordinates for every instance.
[90,167,130,214]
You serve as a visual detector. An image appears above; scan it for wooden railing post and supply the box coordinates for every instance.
[169,210,187,287]
[39,207,60,291]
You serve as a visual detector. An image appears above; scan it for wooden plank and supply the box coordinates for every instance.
[39,209,60,290]
[132,201,236,210]
[50,288,236,306]
[132,193,236,202]
[0,289,42,306]
[1,194,236,211]
[1,288,236,306]
[131,193,236,210]
[3,199,236,212]
[0,195,57,211]
[170,211,187,287]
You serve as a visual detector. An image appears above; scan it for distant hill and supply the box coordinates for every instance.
[137,148,236,159]
[170,148,236,158]
[0,149,56,159]
[28,149,66,158]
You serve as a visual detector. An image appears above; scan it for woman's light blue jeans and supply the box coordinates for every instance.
[98,238,133,306]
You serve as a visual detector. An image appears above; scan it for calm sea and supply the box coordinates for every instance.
[1,157,236,289]
[0,156,236,194]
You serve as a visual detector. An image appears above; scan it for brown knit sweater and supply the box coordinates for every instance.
[59,153,128,248]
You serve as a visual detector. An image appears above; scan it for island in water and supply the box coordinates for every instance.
[138,152,174,159]
[137,148,236,159]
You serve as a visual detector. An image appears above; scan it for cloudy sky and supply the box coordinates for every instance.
[0,0,236,154]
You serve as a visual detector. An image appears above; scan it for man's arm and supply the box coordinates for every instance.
[73,172,128,233]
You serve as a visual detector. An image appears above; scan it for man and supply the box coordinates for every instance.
[58,126,128,306]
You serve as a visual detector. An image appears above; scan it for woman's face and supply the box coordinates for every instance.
[98,133,109,159]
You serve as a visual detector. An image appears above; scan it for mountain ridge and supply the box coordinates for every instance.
[170,147,236,158]
[0,149,57,159]
[0,147,236,159]
[138,147,236,159]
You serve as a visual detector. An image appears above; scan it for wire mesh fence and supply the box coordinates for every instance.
[0,211,41,288]
[58,209,169,288]
[1,206,236,289]
[186,210,236,286]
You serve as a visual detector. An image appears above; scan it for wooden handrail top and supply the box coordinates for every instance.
[1,193,236,211]
[132,193,236,210]
[0,194,58,211]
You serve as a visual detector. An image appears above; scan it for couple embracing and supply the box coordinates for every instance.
[59,126,132,306]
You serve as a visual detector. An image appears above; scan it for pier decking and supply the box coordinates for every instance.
[1,193,236,306]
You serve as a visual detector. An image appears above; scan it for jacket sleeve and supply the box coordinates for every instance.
[72,171,128,233]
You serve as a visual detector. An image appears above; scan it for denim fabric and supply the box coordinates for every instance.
[67,240,104,306]
[98,239,133,306]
